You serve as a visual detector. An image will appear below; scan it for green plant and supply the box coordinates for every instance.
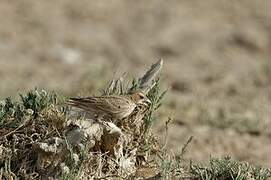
[144,78,167,133]
[0,89,57,129]
[20,89,57,116]
[190,156,271,180]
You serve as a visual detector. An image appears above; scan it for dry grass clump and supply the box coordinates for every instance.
[1,60,271,180]
[0,60,166,179]
[0,89,67,179]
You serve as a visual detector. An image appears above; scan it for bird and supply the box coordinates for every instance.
[67,91,151,122]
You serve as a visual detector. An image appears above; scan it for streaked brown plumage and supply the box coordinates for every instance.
[67,91,151,121]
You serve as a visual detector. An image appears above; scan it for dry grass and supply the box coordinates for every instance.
[0,61,165,179]
[1,61,271,180]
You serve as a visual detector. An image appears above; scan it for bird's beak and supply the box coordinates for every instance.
[145,99,152,106]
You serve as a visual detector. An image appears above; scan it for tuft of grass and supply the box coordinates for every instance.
[0,89,57,129]
[190,156,271,180]
[0,89,66,180]
[20,89,57,116]
[128,78,141,93]
[158,136,193,179]
[144,78,167,133]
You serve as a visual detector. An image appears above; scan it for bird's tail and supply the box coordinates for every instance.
[67,98,90,110]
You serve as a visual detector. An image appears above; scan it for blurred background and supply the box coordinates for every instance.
[1,0,271,166]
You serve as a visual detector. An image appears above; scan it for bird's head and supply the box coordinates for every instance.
[130,91,151,107]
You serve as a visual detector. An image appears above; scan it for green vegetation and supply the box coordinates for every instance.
[190,157,271,180]
[0,89,58,129]
[0,73,270,179]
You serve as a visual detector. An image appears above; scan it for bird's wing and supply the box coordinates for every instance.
[67,96,136,117]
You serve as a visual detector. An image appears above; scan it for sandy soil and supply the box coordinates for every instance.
[1,0,271,167]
